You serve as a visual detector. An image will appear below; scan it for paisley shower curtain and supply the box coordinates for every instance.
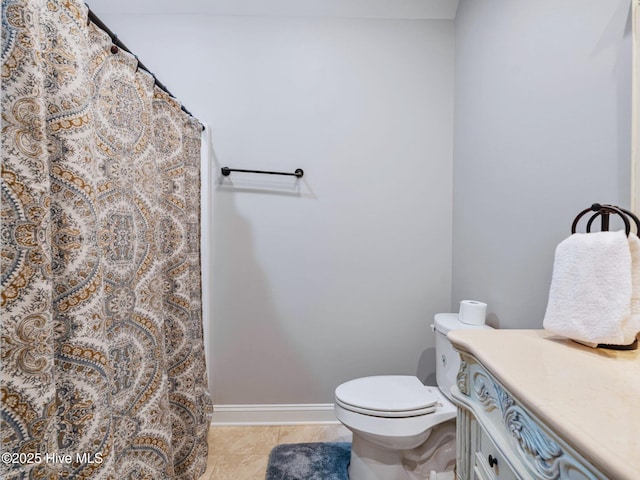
[1,0,212,479]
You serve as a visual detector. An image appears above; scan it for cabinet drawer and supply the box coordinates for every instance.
[474,427,519,480]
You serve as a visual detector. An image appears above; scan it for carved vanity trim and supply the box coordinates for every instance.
[453,354,608,480]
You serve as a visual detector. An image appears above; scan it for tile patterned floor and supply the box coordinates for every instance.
[199,424,352,480]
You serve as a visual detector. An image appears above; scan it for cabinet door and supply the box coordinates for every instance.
[473,427,520,480]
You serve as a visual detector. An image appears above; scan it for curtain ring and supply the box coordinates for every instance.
[110,34,119,54]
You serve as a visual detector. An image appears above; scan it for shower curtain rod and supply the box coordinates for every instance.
[86,6,203,128]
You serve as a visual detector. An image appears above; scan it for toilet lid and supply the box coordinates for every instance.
[335,376,438,417]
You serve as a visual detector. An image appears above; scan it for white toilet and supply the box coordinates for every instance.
[334,313,491,480]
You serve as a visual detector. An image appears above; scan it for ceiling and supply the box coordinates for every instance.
[86,0,459,19]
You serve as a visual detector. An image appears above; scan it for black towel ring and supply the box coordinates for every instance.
[571,203,632,236]
[618,206,640,234]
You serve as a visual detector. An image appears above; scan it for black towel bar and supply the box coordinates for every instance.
[221,167,304,178]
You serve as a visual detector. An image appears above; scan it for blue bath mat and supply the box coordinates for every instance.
[265,442,351,480]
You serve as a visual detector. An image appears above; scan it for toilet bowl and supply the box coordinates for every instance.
[334,313,491,480]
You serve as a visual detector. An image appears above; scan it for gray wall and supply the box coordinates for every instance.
[205,18,455,405]
[452,0,632,328]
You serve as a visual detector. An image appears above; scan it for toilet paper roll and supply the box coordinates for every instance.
[458,300,487,325]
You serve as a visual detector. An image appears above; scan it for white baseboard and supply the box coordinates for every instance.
[211,403,338,426]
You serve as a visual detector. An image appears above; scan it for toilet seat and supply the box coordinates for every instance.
[335,376,438,418]
[335,397,437,417]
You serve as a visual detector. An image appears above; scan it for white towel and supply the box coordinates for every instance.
[543,231,633,346]
[623,235,640,344]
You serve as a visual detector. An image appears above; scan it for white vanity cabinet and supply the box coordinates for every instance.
[447,330,640,480]
[452,353,605,479]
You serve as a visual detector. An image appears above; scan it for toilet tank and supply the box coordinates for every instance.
[432,313,492,402]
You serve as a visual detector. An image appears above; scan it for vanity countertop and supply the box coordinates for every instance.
[447,329,640,480]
